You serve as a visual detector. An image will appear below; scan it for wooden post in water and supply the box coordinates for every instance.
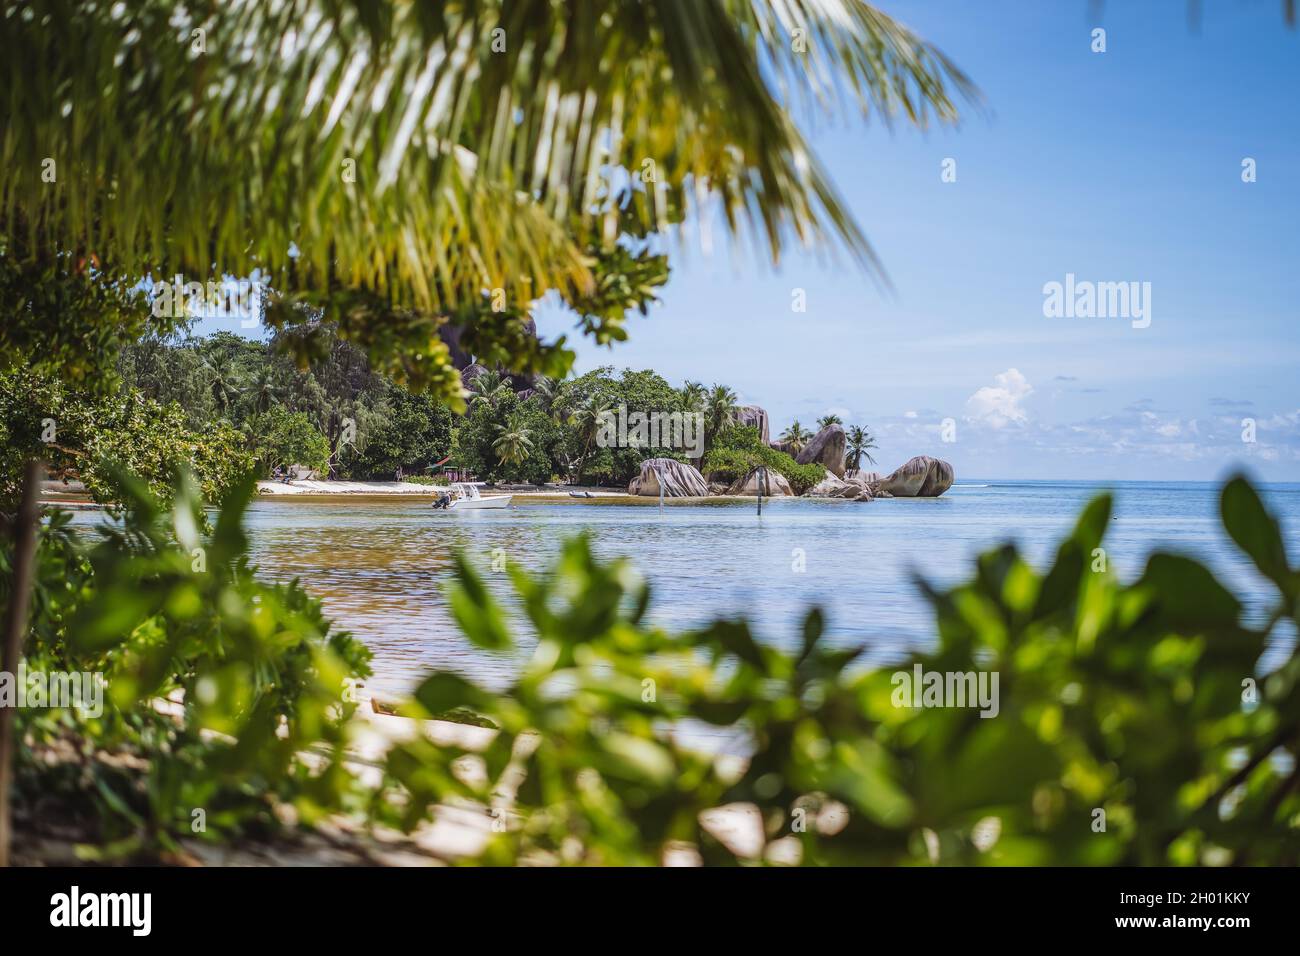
[756,465,765,516]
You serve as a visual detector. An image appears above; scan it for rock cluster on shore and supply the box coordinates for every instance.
[735,404,957,501]
[799,454,954,500]
[806,471,869,499]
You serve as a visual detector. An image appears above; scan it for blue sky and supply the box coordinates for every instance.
[534,0,1300,481]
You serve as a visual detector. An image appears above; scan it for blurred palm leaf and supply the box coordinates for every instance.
[1,0,976,312]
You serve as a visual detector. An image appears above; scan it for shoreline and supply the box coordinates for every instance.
[256,479,641,500]
[253,480,784,505]
[39,478,958,507]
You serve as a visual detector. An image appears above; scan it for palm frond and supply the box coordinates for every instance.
[1,0,976,313]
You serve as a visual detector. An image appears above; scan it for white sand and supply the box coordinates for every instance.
[257,479,442,495]
[256,480,630,497]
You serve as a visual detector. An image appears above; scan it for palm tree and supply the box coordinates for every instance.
[249,366,285,416]
[704,384,739,455]
[568,396,613,485]
[817,414,843,430]
[780,421,812,454]
[679,381,706,413]
[493,416,535,472]
[1,1,975,404]
[529,375,567,420]
[467,370,513,412]
[201,353,241,417]
[845,425,879,473]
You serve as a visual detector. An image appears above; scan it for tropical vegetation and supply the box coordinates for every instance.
[846,425,880,472]
[12,0,1285,872]
[703,425,827,494]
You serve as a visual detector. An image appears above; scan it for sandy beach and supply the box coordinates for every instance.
[254,479,631,498]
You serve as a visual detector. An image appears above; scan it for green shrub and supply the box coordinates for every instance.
[699,446,751,485]
[702,424,825,493]
[11,472,1300,867]
[7,471,371,857]
[249,406,331,476]
[387,475,1300,865]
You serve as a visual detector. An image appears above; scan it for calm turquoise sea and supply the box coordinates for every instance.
[208,480,1300,698]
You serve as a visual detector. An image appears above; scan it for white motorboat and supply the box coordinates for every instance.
[441,482,512,511]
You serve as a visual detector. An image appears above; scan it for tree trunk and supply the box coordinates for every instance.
[0,460,42,867]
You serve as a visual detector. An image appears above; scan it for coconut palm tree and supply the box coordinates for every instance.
[249,366,286,416]
[780,421,812,453]
[845,425,879,472]
[467,370,513,412]
[817,414,843,430]
[493,416,535,472]
[528,375,567,420]
[704,384,739,455]
[0,1,976,405]
[201,353,242,417]
[568,396,614,485]
[679,381,706,413]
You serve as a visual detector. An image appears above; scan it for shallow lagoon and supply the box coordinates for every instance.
[168,479,1300,699]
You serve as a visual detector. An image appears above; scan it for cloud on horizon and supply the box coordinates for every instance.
[965,368,1033,429]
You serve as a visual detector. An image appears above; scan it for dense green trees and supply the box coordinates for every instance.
[115,327,455,481]
[450,366,707,486]
[348,387,454,479]
[454,393,565,485]
[248,409,331,477]
[0,367,250,507]
[109,329,848,490]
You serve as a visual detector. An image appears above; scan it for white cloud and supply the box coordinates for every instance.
[965,368,1033,429]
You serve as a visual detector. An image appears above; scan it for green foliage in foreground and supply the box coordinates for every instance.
[6,473,371,856]
[390,475,1300,865]
[702,425,826,494]
[7,472,1299,865]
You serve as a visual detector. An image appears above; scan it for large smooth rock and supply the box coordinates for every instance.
[735,405,770,446]
[628,458,710,497]
[795,424,847,478]
[805,470,869,499]
[439,321,474,370]
[876,456,954,497]
[726,468,793,496]
[442,317,538,389]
